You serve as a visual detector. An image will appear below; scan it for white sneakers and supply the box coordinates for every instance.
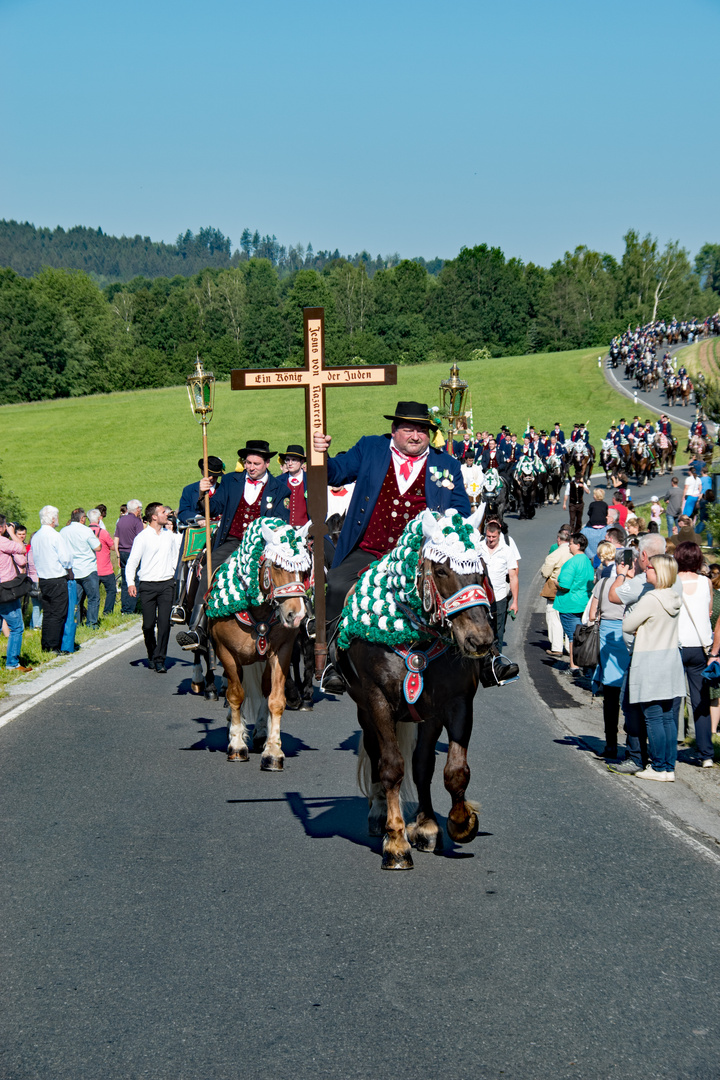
[701,758,715,769]
[635,767,675,782]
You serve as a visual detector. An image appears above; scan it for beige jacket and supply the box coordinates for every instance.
[540,542,573,585]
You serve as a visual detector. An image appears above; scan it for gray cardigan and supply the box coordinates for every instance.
[622,588,685,704]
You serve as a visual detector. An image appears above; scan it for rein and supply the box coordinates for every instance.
[233,556,307,656]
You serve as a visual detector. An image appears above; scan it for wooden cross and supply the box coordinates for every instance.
[231,307,397,676]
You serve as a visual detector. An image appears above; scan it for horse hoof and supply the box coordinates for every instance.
[260,754,284,771]
[190,681,204,695]
[205,686,219,701]
[381,846,414,871]
[227,746,249,762]
[408,823,443,853]
[299,702,314,712]
[447,811,479,845]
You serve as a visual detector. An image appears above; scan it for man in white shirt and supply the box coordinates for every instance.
[126,503,181,672]
[60,508,102,629]
[31,505,73,653]
[478,519,519,650]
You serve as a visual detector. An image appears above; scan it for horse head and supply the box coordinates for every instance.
[418,509,495,659]
[259,520,311,629]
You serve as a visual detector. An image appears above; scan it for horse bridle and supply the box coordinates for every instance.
[233,557,308,656]
[416,551,493,632]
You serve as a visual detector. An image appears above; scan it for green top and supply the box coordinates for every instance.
[554,553,595,614]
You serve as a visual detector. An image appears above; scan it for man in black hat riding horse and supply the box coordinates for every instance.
[176,439,290,655]
[313,400,519,692]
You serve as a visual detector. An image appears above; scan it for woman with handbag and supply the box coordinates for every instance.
[553,532,595,675]
[0,516,32,672]
[588,543,629,760]
[676,541,715,767]
[623,554,685,781]
[540,527,572,658]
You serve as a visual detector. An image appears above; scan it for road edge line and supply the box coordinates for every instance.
[0,632,144,731]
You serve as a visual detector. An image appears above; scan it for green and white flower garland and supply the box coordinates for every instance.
[337,509,484,650]
[206,517,311,619]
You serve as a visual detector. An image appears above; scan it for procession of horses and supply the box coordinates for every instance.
[168,309,720,871]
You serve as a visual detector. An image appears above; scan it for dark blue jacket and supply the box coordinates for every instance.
[205,471,290,548]
[178,480,203,525]
[327,435,471,567]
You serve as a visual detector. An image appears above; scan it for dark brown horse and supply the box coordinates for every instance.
[337,509,496,870]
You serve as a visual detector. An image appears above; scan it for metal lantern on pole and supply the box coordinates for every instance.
[439,364,470,456]
[186,355,216,581]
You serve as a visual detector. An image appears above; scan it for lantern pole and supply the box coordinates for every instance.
[186,356,216,584]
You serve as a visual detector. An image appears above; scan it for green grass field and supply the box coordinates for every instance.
[1,346,632,532]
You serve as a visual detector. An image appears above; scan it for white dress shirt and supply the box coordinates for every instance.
[60,521,101,578]
[243,472,268,506]
[125,528,181,585]
[31,525,72,579]
[390,445,430,495]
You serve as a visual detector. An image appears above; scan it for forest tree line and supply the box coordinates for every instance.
[0,228,719,406]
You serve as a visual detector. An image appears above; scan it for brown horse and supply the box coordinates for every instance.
[210,520,311,771]
[337,509,497,870]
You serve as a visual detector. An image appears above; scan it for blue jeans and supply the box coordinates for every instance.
[665,513,677,536]
[99,572,117,615]
[75,570,100,628]
[558,611,582,658]
[0,599,24,668]
[119,550,138,614]
[61,581,77,652]
[642,699,677,773]
[30,596,43,629]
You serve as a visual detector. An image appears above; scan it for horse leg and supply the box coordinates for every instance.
[444,738,479,845]
[191,651,205,695]
[407,715,444,853]
[365,689,413,870]
[260,646,293,771]
[357,715,387,836]
[300,630,315,709]
[222,657,249,763]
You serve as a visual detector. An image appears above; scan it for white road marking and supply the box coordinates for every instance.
[0,633,144,730]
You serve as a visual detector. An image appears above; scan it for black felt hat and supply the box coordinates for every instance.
[278,444,306,463]
[383,400,434,426]
[237,439,276,460]
[198,455,225,475]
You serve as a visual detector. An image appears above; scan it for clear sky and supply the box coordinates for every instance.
[1,0,718,267]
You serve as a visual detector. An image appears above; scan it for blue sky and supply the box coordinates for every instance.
[1,0,718,267]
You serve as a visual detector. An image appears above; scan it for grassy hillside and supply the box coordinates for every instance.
[1,346,631,531]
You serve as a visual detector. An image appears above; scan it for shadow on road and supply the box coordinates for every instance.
[181,722,318,757]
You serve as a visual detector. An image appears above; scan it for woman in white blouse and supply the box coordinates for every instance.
[676,541,714,768]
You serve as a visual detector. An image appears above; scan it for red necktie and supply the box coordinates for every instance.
[248,478,262,486]
[399,460,413,481]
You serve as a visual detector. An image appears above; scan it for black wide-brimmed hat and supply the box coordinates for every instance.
[237,439,276,460]
[383,400,434,426]
[278,444,306,463]
[198,455,225,475]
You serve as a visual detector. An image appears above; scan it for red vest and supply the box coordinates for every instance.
[228,493,263,541]
[359,463,427,559]
[287,478,309,527]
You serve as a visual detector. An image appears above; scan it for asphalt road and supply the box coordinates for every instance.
[3,478,720,1080]
[605,340,705,429]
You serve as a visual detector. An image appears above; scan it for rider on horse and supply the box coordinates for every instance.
[176,439,291,656]
[313,400,519,693]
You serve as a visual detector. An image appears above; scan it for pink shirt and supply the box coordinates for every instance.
[89,525,115,576]
[0,535,27,583]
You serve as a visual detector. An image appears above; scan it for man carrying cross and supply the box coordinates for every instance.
[176,438,290,654]
[313,400,518,693]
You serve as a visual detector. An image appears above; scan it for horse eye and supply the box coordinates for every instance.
[435,567,448,577]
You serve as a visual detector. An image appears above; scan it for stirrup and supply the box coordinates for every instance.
[170,605,187,624]
[479,651,519,688]
[176,628,207,654]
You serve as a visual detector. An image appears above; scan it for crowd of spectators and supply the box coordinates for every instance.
[0,500,178,674]
[541,493,720,780]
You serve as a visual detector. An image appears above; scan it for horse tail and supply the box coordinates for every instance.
[357,721,418,810]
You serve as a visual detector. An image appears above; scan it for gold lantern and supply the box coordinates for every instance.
[439,364,471,456]
[186,356,216,578]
